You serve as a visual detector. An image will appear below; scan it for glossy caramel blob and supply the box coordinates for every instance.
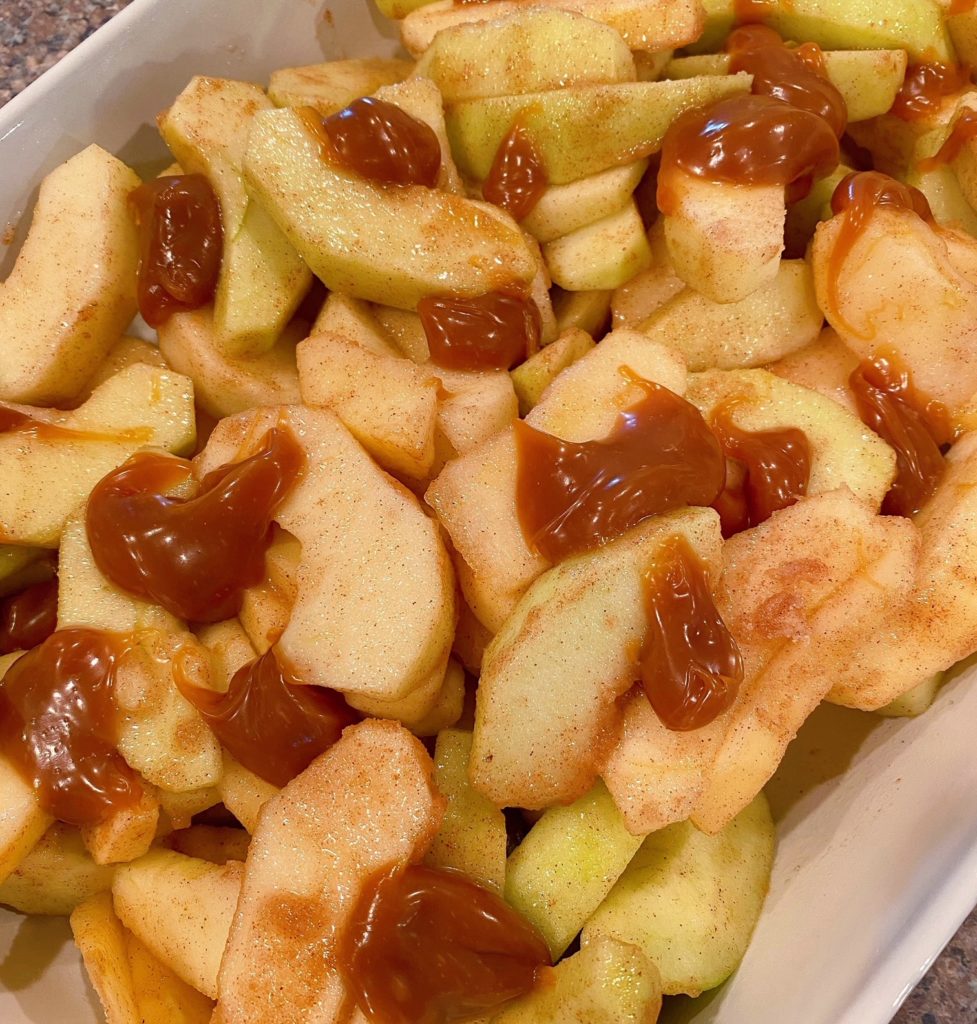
[323,97,441,188]
[918,108,977,171]
[850,351,951,518]
[86,428,304,623]
[0,629,141,826]
[129,174,223,328]
[711,404,811,536]
[640,535,742,731]
[482,124,548,221]
[0,577,59,655]
[178,647,358,788]
[336,863,551,1024]
[891,63,970,122]
[727,26,847,137]
[419,291,541,371]
[515,378,725,563]
[825,171,934,335]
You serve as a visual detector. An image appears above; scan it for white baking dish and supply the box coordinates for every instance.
[2,1,977,1021]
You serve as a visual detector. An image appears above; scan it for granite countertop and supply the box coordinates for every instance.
[1,1,976,1021]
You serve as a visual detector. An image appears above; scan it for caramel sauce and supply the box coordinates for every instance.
[0,578,58,655]
[178,647,358,788]
[891,63,970,122]
[0,407,151,445]
[733,0,772,21]
[515,377,725,563]
[918,108,977,171]
[482,124,548,221]
[950,0,977,15]
[826,172,935,337]
[711,404,811,536]
[640,535,742,731]
[418,291,541,371]
[129,174,223,328]
[0,629,141,827]
[658,26,841,207]
[323,97,441,188]
[727,26,847,137]
[336,863,551,1024]
[850,351,952,518]
[86,428,304,623]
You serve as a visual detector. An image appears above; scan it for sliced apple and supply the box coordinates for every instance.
[159,76,311,356]
[768,328,861,417]
[217,720,443,1024]
[313,293,400,356]
[0,364,194,547]
[70,892,142,1024]
[427,330,687,632]
[268,58,414,115]
[79,335,168,402]
[244,107,537,309]
[445,74,752,185]
[471,508,722,809]
[402,0,705,57]
[553,287,613,336]
[81,790,160,867]
[413,8,636,103]
[217,753,279,835]
[0,144,139,404]
[195,405,455,703]
[510,327,596,414]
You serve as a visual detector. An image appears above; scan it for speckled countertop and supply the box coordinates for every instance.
[1,1,977,1021]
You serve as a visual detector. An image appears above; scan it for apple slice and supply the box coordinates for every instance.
[768,328,860,417]
[553,287,612,336]
[217,754,279,835]
[505,781,645,957]
[268,58,414,115]
[78,336,169,402]
[543,200,653,291]
[413,8,636,103]
[217,719,444,1024]
[639,260,822,369]
[113,848,243,997]
[70,892,143,1024]
[445,74,752,184]
[313,293,399,356]
[195,405,456,703]
[692,489,919,833]
[510,327,595,415]
[584,793,775,997]
[0,145,139,404]
[471,507,722,809]
[297,330,440,480]
[159,76,311,357]
[81,790,160,867]
[402,0,705,57]
[426,729,507,893]
[244,107,537,309]
[427,329,686,632]
[0,363,195,547]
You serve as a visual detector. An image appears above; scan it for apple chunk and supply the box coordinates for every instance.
[244,107,537,309]
[268,58,414,115]
[0,144,140,404]
[217,720,444,1024]
[0,364,195,547]
[471,508,722,809]
[195,405,456,703]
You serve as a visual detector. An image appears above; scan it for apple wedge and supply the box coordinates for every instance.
[217,719,444,1024]
[78,335,168,402]
[70,892,143,1024]
[686,368,896,511]
[692,489,919,833]
[268,58,414,115]
[505,781,645,958]
[195,405,455,703]
[661,168,785,303]
[402,0,705,57]
[244,107,537,309]
[584,793,775,997]
[158,307,301,418]
[510,327,595,415]
[167,825,250,865]
[471,507,722,809]
[426,729,507,893]
[553,287,612,336]
[217,754,279,835]
[313,293,401,356]
[445,74,752,185]
[768,328,860,417]
[413,8,637,103]
[427,329,687,632]
[159,76,311,357]
[0,144,139,405]
[493,934,662,1024]
[0,363,195,547]
[296,330,440,480]
[81,790,160,867]
[113,848,244,998]
[638,260,823,370]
